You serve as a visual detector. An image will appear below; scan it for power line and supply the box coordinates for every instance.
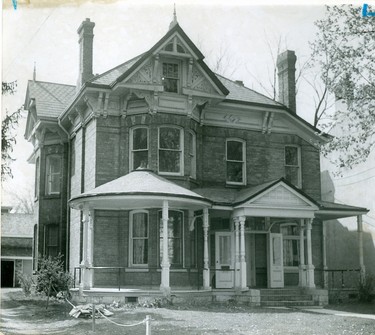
[333,166,375,180]
[335,174,375,187]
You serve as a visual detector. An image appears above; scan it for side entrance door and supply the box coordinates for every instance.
[267,233,284,288]
[215,232,234,289]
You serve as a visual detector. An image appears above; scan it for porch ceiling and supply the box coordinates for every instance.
[69,169,212,211]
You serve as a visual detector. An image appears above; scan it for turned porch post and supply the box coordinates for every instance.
[160,200,170,294]
[357,215,366,283]
[298,220,306,287]
[80,208,93,290]
[305,218,315,288]
[203,208,211,290]
[239,216,247,289]
[233,217,240,289]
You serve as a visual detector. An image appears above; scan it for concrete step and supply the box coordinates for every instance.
[261,294,313,302]
[261,300,316,307]
[260,289,304,296]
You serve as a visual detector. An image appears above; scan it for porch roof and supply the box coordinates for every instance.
[69,169,212,211]
[315,200,369,220]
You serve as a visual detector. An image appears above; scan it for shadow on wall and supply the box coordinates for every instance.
[321,171,375,278]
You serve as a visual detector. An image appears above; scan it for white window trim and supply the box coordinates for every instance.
[129,126,149,171]
[129,210,149,267]
[158,126,184,176]
[189,131,196,179]
[158,209,185,268]
[280,222,303,269]
[161,59,181,94]
[284,145,302,188]
[226,138,246,185]
[45,155,61,195]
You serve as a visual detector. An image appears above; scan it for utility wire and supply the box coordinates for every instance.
[333,166,375,180]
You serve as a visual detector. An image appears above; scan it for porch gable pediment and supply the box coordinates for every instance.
[235,180,319,211]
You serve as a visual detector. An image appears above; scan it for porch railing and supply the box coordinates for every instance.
[315,268,361,289]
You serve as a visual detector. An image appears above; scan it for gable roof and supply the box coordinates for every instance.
[24,80,76,118]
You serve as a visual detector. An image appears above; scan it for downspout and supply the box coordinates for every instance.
[58,118,71,272]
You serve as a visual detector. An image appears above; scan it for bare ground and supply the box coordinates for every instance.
[1,289,374,335]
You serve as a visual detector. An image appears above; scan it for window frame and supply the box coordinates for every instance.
[35,157,40,199]
[188,131,196,179]
[280,222,302,269]
[158,210,184,268]
[45,154,62,195]
[161,60,181,94]
[44,224,59,258]
[158,126,184,176]
[226,138,246,185]
[284,145,302,188]
[129,210,149,267]
[129,126,149,171]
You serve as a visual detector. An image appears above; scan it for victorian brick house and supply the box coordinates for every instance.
[24,16,368,304]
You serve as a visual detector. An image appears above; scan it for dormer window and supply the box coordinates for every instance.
[162,62,179,93]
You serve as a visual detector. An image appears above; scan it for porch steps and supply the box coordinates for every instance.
[260,288,315,307]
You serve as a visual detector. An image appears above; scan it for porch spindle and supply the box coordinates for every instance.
[203,208,211,290]
[160,200,170,294]
[239,216,247,289]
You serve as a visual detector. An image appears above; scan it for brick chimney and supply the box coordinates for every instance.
[77,18,95,88]
[277,50,297,113]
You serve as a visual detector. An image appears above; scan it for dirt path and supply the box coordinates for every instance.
[1,289,374,335]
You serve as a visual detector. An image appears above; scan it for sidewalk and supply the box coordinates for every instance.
[302,308,375,320]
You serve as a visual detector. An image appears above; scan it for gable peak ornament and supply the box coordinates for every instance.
[169,4,178,30]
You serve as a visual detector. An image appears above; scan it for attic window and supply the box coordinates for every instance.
[162,62,179,93]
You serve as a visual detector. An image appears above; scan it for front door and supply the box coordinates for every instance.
[268,233,284,288]
[215,232,234,288]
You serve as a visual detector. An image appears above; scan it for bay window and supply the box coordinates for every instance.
[158,127,183,175]
[45,155,61,195]
[129,211,149,266]
[226,139,246,185]
[130,127,149,170]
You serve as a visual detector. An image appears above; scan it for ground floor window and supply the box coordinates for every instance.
[44,224,59,257]
[280,223,300,267]
[129,211,149,266]
[159,210,183,267]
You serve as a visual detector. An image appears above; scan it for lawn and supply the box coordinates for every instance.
[1,289,374,335]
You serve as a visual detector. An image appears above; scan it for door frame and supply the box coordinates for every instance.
[267,232,284,288]
[215,231,234,289]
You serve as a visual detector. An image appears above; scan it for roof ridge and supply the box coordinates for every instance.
[29,79,75,88]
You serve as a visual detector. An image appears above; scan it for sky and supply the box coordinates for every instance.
[1,0,374,234]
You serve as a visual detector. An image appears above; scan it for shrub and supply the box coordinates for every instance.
[358,274,375,303]
[35,254,73,309]
[16,271,34,296]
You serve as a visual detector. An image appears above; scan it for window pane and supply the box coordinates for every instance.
[133,128,148,150]
[159,128,180,149]
[283,240,299,266]
[169,238,181,264]
[133,151,148,170]
[227,141,243,161]
[132,213,148,238]
[49,156,61,173]
[159,150,180,173]
[285,146,298,166]
[133,239,148,264]
[227,161,243,183]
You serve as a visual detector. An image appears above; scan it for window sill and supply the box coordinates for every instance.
[156,268,187,272]
[125,268,149,273]
[43,194,61,199]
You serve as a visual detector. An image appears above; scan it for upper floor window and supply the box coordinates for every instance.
[35,157,40,198]
[285,146,301,187]
[162,62,179,93]
[159,210,183,268]
[189,131,196,179]
[158,127,183,175]
[70,138,76,177]
[226,139,246,185]
[45,155,61,195]
[130,127,149,170]
[129,211,149,266]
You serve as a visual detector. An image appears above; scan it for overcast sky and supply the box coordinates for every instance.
[1,0,373,230]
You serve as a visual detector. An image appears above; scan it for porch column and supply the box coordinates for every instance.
[357,215,366,283]
[203,208,211,290]
[298,220,306,287]
[160,200,170,294]
[80,208,93,290]
[234,217,240,289]
[322,221,328,288]
[239,216,247,289]
[305,219,315,288]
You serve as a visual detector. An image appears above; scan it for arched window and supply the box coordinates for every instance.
[158,126,183,175]
[130,127,149,170]
[226,139,246,185]
[129,211,149,266]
